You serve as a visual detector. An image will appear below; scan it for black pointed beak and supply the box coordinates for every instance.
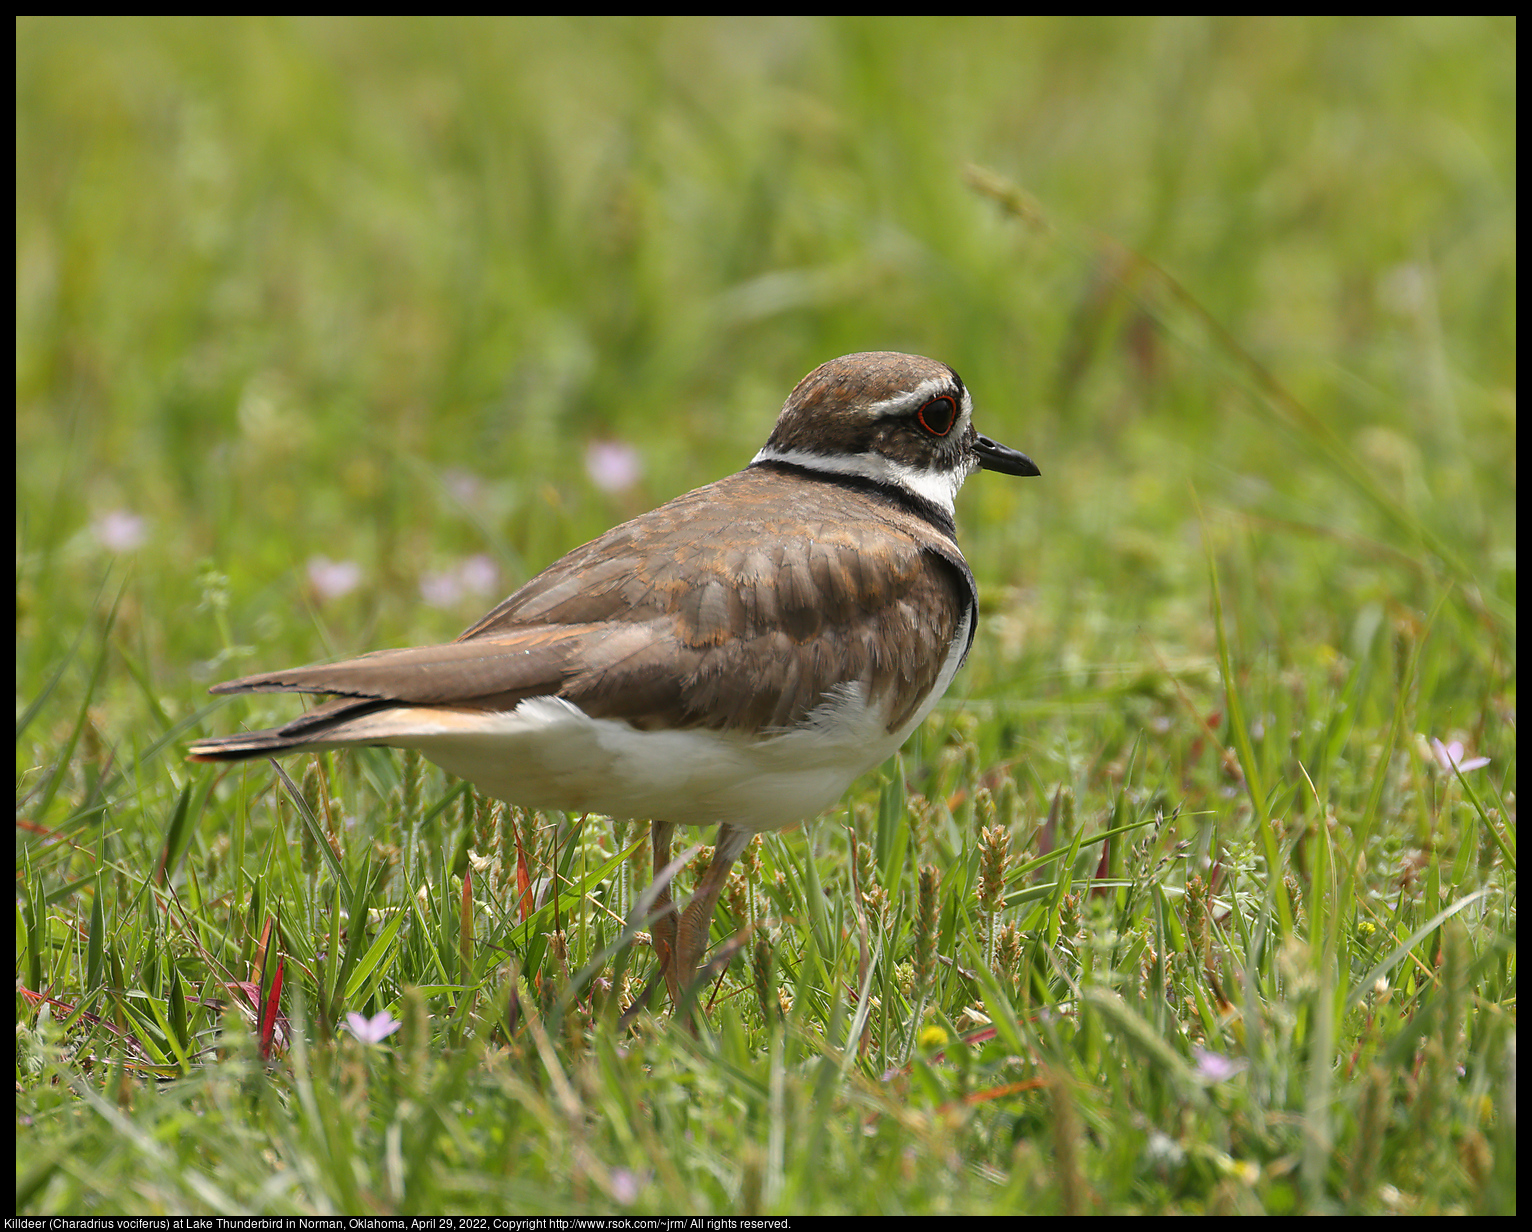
[974,433,1040,477]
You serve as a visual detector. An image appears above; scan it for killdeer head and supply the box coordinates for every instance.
[189,351,1038,1017]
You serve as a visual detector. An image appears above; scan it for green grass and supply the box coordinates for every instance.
[17,15,1515,1215]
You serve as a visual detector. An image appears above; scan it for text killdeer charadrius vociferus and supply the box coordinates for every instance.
[189,352,1039,1016]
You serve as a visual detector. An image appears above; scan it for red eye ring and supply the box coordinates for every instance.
[916,394,958,437]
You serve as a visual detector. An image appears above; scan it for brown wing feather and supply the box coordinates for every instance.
[201,466,972,741]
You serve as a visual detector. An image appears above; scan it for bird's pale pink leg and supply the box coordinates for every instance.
[647,820,682,1006]
[672,824,751,1007]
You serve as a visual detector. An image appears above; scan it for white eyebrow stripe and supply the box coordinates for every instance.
[863,377,968,419]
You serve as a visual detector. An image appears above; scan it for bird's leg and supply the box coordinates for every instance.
[615,820,685,1032]
[647,820,682,1006]
[671,824,751,1011]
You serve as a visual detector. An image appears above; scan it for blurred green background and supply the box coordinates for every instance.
[14,16,1516,1216]
[17,13,1514,810]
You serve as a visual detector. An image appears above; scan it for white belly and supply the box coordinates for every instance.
[376,610,970,832]
[396,693,889,831]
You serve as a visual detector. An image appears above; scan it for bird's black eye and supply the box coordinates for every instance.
[916,394,958,437]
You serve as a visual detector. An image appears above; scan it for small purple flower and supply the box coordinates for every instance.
[608,1167,647,1205]
[1431,738,1490,775]
[443,468,483,505]
[344,1010,402,1044]
[92,510,148,552]
[307,556,363,601]
[420,569,462,609]
[1192,1045,1247,1082]
[585,440,642,493]
[458,553,499,597]
[422,556,501,608]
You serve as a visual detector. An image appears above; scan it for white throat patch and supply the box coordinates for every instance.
[749,444,972,517]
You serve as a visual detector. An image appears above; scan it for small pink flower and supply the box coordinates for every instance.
[458,553,499,597]
[443,468,483,504]
[422,556,501,608]
[608,1167,647,1205]
[1192,1046,1247,1082]
[92,510,148,552]
[1430,738,1490,774]
[307,556,362,600]
[585,440,642,493]
[344,1010,402,1044]
[420,569,462,609]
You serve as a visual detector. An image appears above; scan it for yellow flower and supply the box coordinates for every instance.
[918,1024,949,1052]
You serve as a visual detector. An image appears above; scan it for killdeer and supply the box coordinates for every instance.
[189,352,1038,1016]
